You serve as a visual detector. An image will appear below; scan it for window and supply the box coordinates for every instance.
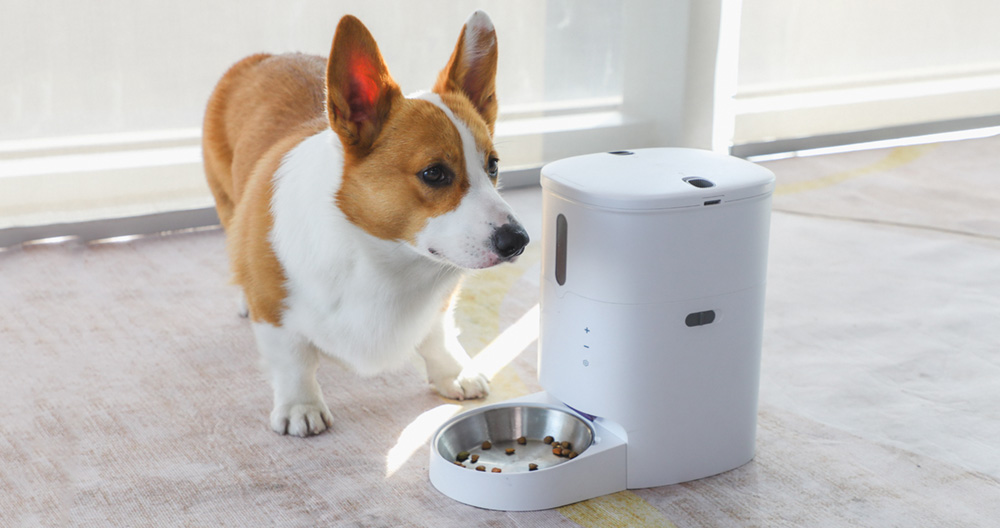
[4,0,997,244]
[733,0,1000,155]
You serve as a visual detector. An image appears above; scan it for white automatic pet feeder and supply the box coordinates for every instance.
[429,148,775,510]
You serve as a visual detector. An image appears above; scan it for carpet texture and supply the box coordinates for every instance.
[2,134,1000,526]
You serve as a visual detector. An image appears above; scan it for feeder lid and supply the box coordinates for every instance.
[540,148,775,210]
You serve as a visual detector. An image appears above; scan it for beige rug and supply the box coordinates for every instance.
[3,134,1000,526]
[765,136,1000,239]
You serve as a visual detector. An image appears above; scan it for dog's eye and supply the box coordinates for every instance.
[419,164,453,187]
[487,157,499,179]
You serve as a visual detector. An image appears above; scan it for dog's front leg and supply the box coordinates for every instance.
[252,322,334,436]
[417,309,490,401]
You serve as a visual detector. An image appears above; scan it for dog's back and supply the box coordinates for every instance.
[202,53,327,229]
[202,53,331,324]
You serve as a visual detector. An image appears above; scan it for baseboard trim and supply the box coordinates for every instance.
[731,114,1000,159]
[0,207,220,249]
[0,170,543,248]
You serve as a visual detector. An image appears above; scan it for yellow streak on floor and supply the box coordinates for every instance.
[558,491,678,528]
[775,144,937,196]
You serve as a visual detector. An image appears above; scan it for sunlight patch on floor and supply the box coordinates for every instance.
[385,403,462,478]
[471,303,540,380]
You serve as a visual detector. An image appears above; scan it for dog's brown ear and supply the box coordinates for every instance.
[326,15,401,154]
[434,11,499,134]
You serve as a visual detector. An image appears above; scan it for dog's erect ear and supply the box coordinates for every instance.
[434,11,499,134]
[326,15,401,154]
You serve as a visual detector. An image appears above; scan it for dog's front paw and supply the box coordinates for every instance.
[433,368,491,401]
[270,401,334,437]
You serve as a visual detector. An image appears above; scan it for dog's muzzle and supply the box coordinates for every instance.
[491,222,529,261]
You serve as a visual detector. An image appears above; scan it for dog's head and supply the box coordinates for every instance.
[326,11,528,269]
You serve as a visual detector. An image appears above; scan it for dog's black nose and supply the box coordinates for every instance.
[492,223,529,260]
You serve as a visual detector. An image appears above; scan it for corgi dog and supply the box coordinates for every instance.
[202,11,528,437]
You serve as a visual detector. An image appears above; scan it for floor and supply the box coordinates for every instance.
[2,134,999,526]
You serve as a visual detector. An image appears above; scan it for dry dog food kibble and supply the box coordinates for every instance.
[456,451,470,462]
[552,447,563,456]
[528,463,539,471]
[482,441,492,450]
[505,448,516,455]
[475,465,486,472]
[491,467,502,473]
[517,436,527,445]
[568,451,579,459]
[543,436,554,444]
[470,454,479,463]
[560,441,572,450]
[453,462,465,468]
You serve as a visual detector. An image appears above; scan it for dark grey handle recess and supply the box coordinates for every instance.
[555,214,568,286]
[685,310,716,327]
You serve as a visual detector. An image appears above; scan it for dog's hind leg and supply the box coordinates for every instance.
[417,308,490,401]
[236,290,250,319]
[252,322,334,436]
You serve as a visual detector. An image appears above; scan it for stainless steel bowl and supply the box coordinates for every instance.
[435,404,594,474]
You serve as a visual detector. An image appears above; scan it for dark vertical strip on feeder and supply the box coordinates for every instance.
[556,214,568,286]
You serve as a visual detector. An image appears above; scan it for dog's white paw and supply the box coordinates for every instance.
[270,402,334,437]
[433,368,491,401]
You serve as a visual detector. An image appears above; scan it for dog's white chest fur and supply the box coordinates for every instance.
[268,129,464,376]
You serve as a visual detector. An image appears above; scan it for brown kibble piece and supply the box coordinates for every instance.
[457,451,470,462]
[491,467,502,473]
[561,441,572,450]
[454,462,466,468]
[528,463,538,471]
[475,465,486,472]
[505,448,516,455]
[568,451,579,459]
[517,436,527,445]
[552,447,563,456]
[543,436,554,444]
[482,441,492,450]
[470,454,479,463]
